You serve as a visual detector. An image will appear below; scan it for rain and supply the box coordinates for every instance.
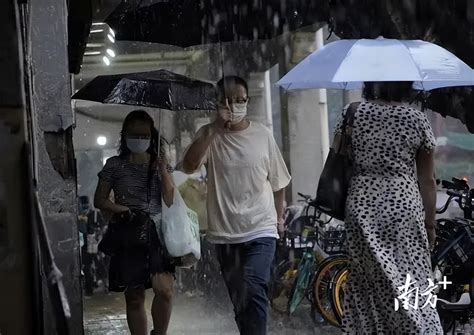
[1,1,474,335]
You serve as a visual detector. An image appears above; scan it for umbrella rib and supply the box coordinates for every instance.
[398,40,425,83]
[331,41,356,83]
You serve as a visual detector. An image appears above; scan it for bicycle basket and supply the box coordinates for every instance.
[433,219,474,279]
[318,227,347,254]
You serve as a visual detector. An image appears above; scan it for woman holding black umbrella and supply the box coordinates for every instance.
[94,110,175,335]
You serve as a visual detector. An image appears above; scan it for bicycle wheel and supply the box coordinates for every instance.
[287,253,315,315]
[331,266,349,324]
[312,255,350,326]
[269,259,299,311]
[270,260,290,299]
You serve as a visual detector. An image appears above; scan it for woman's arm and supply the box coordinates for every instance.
[159,158,175,208]
[416,149,437,246]
[94,179,129,214]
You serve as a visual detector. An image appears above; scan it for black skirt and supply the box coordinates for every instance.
[108,221,175,292]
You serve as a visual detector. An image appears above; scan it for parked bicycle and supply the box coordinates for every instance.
[269,193,312,313]
[431,177,474,334]
[269,192,349,326]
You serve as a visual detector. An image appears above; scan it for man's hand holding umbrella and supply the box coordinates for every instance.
[216,99,233,131]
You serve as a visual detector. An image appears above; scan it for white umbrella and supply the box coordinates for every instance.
[277,37,474,91]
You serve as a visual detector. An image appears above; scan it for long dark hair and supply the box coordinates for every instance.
[119,110,165,201]
[118,110,165,159]
[363,81,414,102]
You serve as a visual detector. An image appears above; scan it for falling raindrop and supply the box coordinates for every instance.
[273,13,280,29]
[102,56,110,66]
[106,49,116,57]
[284,45,291,62]
[253,27,258,40]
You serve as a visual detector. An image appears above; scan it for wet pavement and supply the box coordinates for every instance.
[83,289,341,335]
[83,288,474,334]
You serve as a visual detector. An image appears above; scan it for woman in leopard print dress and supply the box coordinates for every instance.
[338,82,442,334]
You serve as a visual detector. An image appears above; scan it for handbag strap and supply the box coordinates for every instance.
[345,102,359,129]
[340,102,360,154]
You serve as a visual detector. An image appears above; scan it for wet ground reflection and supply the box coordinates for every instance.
[84,289,341,334]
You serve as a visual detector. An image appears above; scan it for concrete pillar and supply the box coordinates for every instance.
[288,89,327,202]
[343,90,362,105]
[248,72,270,127]
[316,29,330,160]
[286,30,331,203]
[29,0,83,333]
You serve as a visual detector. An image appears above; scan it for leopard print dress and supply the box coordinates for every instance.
[337,102,442,334]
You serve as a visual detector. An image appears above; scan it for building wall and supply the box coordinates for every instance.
[29,0,83,333]
[0,2,34,334]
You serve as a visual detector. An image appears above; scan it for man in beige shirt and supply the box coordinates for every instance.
[182,76,291,335]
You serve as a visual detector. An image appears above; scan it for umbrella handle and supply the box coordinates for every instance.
[220,41,226,87]
[218,38,228,104]
[158,109,162,158]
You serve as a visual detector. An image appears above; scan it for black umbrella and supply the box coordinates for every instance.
[72,69,216,157]
[71,69,216,111]
[105,0,321,46]
[105,1,321,100]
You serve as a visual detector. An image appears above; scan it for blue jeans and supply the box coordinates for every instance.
[216,237,276,335]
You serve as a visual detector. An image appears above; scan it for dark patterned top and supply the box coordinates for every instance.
[98,156,162,216]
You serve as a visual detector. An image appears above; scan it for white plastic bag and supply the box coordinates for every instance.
[161,189,201,267]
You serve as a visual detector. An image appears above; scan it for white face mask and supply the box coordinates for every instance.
[126,138,150,154]
[230,102,248,123]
